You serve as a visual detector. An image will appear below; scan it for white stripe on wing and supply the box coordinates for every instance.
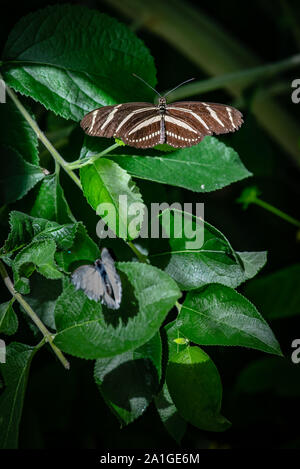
[100,104,122,130]
[164,115,198,133]
[167,106,210,130]
[115,107,157,133]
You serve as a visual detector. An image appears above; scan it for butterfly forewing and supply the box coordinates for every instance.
[81,103,156,139]
[71,265,105,302]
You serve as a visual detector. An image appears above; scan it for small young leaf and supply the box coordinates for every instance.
[82,136,251,192]
[0,342,36,449]
[30,174,75,224]
[0,211,78,258]
[244,264,300,319]
[155,383,187,444]
[94,333,162,426]
[0,300,18,335]
[0,145,44,204]
[173,284,282,356]
[54,263,181,359]
[2,5,156,120]
[12,239,63,293]
[80,158,144,240]
[166,346,231,432]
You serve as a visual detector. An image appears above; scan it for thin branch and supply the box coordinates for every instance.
[67,142,120,169]
[3,81,82,190]
[0,260,70,370]
[166,54,300,101]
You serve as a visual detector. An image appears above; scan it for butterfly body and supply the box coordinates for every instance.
[71,248,122,309]
[81,96,243,149]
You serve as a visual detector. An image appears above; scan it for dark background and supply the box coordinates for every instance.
[1,0,300,449]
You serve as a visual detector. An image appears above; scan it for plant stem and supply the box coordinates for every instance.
[176,301,182,313]
[166,54,300,101]
[4,82,82,190]
[253,198,300,228]
[127,241,149,263]
[66,142,120,169]
[0,260,70,370]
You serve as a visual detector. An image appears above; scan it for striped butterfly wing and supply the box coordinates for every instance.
[80,102,161,148]
[100,248,122,310]
[71,264,105,302]
[165,102,243,148]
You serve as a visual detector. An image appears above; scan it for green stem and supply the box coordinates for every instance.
[127,241,149,263]
[166,54,300,101]
[4,82,82,190]
[253,198,300,228]
[0,260,70,370]
[67,142,120,169]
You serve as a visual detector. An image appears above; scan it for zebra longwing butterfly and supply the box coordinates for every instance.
[80,76,243,149]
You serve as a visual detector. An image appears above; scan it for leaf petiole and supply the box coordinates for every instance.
[237,186,300,228]
[66,143,120,169]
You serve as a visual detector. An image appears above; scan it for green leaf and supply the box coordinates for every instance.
[155,383,187,443]
[12,239,63,293]
[244,264,300,319]
[30,174,76,224]
[0,211,78,258]
[236,357,300,397]
[24,273,62,333]
[80,158,144,240]
[55,223,100,273]
[105,136,251,192]
[54,262,181,359]
[0,145,44,204]
[151,210,266,289]
[173,284,282,356]
[162,250,267,291]
[166,346,231,432]
[2,4,156,120]
[0,100,39,165]
[94,333,161,426]
[0,300,18,335]
[0,342,36,449]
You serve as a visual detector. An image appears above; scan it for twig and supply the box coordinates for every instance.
[0,260,70,370]
[3,81,82,190]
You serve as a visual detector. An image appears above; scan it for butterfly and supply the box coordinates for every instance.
[80,75,243,149]
[71,248,122,309]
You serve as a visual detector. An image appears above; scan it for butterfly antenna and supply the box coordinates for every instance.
[164,78,195,98]
[132,73,162,97]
